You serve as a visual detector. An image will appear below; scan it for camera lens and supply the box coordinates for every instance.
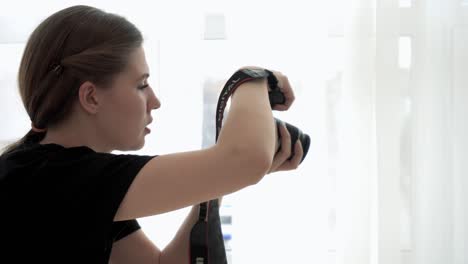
[274,118,310,163]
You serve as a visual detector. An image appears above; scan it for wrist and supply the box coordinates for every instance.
[231,78,268,99]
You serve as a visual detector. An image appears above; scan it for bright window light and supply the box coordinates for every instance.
[204,14,226,40]
[399,36,412,69]
[400,0,412,8]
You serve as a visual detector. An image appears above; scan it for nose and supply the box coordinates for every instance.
[148,86,161,111]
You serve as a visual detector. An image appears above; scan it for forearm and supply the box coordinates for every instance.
[159,205,200,264]
[216,79,277,162]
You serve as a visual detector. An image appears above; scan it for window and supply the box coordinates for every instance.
[399,36,412,69]
[399,0,412,8]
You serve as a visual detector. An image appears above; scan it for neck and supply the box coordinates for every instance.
[39,117,112,153]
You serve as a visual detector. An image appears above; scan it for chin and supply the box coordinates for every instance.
[134,138,146,150]
[118,139,145,152]
[130,141,145,151]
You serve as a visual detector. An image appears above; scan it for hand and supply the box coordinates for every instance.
[268,70,295,112]
[267,121,304,174]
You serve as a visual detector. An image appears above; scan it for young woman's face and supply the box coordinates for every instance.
[96,46,161,151]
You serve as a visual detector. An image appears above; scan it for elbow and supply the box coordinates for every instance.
[251,156,271,185]
[233,146,272,185]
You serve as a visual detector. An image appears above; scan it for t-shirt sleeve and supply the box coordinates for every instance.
[84,152,157,239]
[111,219,141,242]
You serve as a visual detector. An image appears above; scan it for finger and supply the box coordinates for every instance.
[271,76,294,111]
[289,140,304,168]
[275,140,303,171]
[280,76,295,109]
[273,104,289,111]
[268,122,291,172]
[279,121,292,157]
[274,122,292,161]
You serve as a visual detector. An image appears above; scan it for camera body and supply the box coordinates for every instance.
[268,78,310,163]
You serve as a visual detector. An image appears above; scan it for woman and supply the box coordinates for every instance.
[0,5,303,263]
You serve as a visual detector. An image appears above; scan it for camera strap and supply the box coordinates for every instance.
[189,69,285,264]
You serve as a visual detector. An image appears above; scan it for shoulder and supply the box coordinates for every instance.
[1,142,158,220]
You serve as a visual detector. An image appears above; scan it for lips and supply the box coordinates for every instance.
[145,118,153,133]
[142,115,153,134]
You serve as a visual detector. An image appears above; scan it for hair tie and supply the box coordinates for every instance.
[51,63,63,76]
[31,122,47,133]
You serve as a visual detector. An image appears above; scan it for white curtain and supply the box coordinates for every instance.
[328,0,468,263]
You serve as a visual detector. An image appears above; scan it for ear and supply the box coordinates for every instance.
[78,81,100,114]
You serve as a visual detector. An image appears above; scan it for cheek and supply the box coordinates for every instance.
[100,97,134,129]
[112,94,146,127]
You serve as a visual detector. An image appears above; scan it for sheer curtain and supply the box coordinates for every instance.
[1,1,467,264]
[330,0,468,263]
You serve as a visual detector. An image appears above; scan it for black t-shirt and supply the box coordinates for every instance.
[0,142,157,263]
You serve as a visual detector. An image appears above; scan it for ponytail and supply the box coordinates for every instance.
[1,130,46,155]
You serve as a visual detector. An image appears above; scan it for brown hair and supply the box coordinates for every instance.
[2,5,143,155]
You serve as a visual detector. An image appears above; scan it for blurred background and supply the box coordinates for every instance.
[1,0,467,263]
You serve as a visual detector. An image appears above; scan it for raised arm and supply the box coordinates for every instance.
[114,76,276,221]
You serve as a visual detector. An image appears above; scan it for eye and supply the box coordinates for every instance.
[138,83,149,90]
